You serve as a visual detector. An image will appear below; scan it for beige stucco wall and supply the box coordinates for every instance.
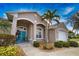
[9,12,47,42]
[48,29,55,43]
[49,23,68,42]
[8,12,68,43]
[17,12,47,41]
[17,12,47,26]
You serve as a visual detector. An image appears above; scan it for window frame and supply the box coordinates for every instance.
[36,26,44,39]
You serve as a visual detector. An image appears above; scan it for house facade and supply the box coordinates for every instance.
[6,12,68,43]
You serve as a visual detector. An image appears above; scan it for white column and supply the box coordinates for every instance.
[33,24,36,41]
[11,18,17,35]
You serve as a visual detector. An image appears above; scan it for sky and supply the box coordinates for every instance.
[0,3,79,30]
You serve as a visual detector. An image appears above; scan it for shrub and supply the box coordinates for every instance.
[0,46,17,56]
[54,41,63,48]
[33,41,39,47]
[0,46,25,56]
[0,34,15,46]
[69,41,79,47]
[63,42,70,47]
[0,34,15,39]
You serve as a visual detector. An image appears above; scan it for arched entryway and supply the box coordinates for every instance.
[16,19,34,43]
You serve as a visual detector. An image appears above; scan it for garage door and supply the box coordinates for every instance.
[58,31,67,41]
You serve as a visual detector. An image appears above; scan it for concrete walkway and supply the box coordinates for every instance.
[18,43,79,56]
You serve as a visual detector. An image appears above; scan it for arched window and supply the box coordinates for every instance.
[36,26,43,39]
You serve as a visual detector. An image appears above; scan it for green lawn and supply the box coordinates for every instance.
[69,38,79,43]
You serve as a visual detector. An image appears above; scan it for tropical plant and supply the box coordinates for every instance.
[6,13,13,22]
[42,9,60,24]
[67,11,79,34]
[0,46,25,56]
[0,20,11,34]
[42,9,60,42]
[68,30,75,39]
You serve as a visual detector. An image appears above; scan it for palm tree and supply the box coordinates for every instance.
[67,11,79,34]
[42,9,60,24]
[0,20,11,34]
[42,9,60,42]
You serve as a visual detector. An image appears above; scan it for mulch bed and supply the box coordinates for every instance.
[39,47,71,52]
[16,46,26,56]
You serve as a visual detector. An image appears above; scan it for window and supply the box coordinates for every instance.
[36,27,43,39]
[17,26,27,31]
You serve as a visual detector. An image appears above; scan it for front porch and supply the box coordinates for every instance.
[16,20,34,43]
[11,18,46,43]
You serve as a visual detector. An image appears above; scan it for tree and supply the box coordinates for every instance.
[68,30,75,39]
[0,20,11,34]
[67,11,79,34]
[42,9,60,24]
[42,9,60,42]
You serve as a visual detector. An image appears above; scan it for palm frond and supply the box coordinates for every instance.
[53,19,60,24]
[54,15,60,19]
[52,9,57,15]
[42,9,60,24]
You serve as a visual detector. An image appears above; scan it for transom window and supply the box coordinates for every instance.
[17,26,27,31]
[36,26,43,39]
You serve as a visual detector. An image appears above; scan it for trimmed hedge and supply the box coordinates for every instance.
[69,41,79,47]
[0,34,15,39]
[54,41,63,48]
[33,41,39,47]
[63,42,70,47]
[54,41,79,48]
[0,34,15,46]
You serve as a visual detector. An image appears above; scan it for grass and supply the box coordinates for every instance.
[69,38,79,41]
[69,38,79,44]
[0,45,25,56]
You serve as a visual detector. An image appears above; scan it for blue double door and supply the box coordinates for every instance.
[16,31,27,43]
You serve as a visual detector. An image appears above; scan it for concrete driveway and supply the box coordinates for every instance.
[18,43,79,56]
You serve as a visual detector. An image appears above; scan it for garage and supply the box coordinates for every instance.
[58,30,67,41]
